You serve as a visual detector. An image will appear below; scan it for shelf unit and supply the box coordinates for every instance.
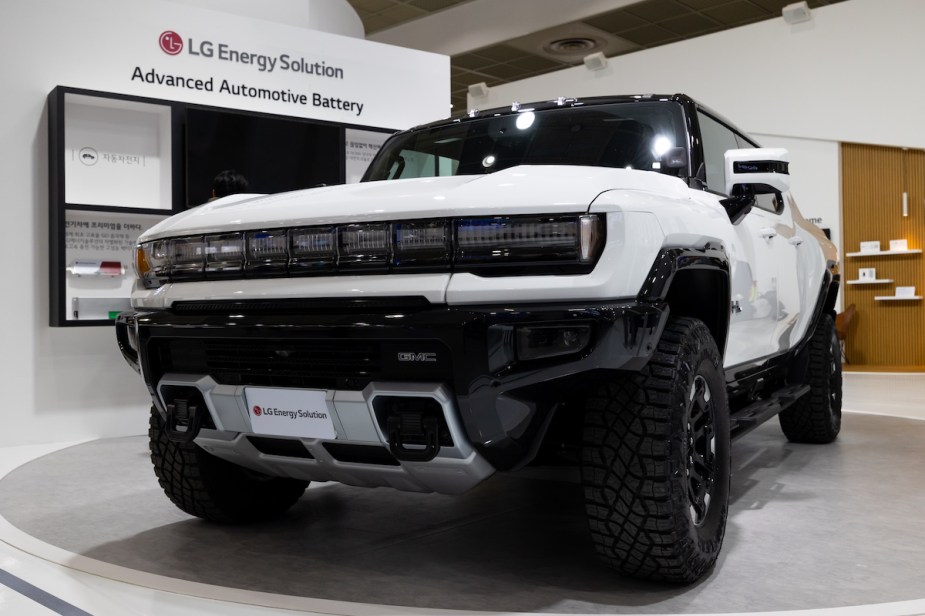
[841,142,925,367]
[846,249,922,257]
[846,279,894,285]
[48,86,395,327]
[48,87,182,327]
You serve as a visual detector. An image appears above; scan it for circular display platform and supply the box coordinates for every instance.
[1,414,924,614]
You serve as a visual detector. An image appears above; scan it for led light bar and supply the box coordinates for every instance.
[170,236,205,280]
[290,226,336,274]
[456,217,581,265]
[205,233,245,277]
[394,220,450,269]
[339,223,391,270]
[133,214,605,288]
[246,230,288,276]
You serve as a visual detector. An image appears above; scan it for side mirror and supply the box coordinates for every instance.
[724,147,790,195]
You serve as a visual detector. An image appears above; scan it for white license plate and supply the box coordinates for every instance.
[244,387,336,439]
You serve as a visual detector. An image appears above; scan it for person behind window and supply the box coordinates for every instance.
[210,169,249,201]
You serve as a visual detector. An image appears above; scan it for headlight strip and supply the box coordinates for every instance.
[134,214,605,289]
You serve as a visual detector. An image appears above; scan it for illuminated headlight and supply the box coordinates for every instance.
[290,226,336,274]
[171,236,206,280]
[246,230,288,276]
[393,220,450,269]
[456,215,604,268]
[339,223,391,270]
[205,233,244,278]
[132,213,606,287]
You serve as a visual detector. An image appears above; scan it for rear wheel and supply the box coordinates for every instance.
[582,317,730,583]
[779,313,842,443]
[149,407,308,523]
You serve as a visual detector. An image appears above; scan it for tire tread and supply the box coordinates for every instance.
[149,408,308,523]
[779,313,842,444]
[582,317,729,584]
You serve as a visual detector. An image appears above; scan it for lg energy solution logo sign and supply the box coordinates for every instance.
[245,388,337,439]
[130,30,366,117]
[159,31,183,55]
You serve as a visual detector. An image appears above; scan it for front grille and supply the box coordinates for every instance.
[155,338,382,389]
[151,336,453,390]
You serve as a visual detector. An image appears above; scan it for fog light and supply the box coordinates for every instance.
[516,324,592,361]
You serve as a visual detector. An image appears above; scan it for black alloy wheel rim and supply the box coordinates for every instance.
[685,374,716,526]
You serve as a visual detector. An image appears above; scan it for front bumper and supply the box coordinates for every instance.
[117,297,666,478]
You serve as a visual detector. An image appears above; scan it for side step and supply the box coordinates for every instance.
[729,384,810,441]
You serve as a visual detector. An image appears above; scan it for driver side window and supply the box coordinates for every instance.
[697,111,738,194]
[698,110,783,214]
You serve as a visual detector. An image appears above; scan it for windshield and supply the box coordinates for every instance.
[364,101,688,181]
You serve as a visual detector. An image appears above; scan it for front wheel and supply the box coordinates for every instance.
[149,407,308,523]
[582,317,731,584]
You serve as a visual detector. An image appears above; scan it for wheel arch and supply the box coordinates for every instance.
[638,246,731,358]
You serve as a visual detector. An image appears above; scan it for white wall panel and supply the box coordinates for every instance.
[0,0,448,446]
[478,0,925,150]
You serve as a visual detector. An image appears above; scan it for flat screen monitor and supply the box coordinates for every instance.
[185,107,343,207]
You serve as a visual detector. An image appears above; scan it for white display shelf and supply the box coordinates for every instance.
[846,249,922,257]
[874,295,923,301]
[64,92,172,210]
[846,279,893,284]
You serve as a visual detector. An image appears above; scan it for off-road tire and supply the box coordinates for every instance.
[779,313,842,443]
[149,407,308,523]
[582,317,730,584]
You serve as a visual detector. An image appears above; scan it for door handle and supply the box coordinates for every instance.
[788,236,804,246]
[759,227,778,240]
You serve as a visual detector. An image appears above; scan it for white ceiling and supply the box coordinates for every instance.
[347,0,849,111]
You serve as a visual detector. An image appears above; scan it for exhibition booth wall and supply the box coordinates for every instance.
[1,0,449,446]
[473,0,925,274]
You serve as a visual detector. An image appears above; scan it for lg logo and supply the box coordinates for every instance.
[159,30,183,55]
[252,405,262,417]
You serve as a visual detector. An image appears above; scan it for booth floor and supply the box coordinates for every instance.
[1,397,925,614]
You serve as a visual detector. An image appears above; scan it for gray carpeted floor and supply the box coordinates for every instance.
[1,414,924,613]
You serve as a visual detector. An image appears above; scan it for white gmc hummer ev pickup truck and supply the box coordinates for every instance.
[116,94,841,583]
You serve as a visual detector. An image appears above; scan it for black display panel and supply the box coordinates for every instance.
[185,108,344,207]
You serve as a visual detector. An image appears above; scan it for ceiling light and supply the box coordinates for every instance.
[782,1,812,24]
[583,51,608,71]
[468,82,489,98]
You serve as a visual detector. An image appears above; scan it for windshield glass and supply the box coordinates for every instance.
[364,101,687,181]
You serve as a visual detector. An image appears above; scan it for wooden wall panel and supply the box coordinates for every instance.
[841,144,925,368]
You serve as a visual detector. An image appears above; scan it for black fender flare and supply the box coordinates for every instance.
[637,244,731,358]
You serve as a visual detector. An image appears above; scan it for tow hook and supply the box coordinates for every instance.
[164,398,205,443]
[387,414,440,462]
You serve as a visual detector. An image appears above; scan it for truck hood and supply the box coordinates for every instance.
[142,165,687,241]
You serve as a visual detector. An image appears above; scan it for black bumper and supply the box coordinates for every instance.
[117,298,667,470]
